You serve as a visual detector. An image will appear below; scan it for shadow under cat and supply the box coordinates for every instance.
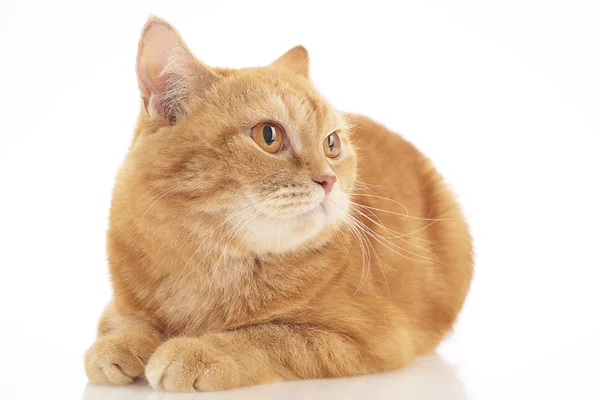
[82,354,467,400]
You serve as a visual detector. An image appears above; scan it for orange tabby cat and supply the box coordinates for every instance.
[84,16,473,392]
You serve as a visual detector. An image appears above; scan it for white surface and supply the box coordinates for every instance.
[1,1,599,399]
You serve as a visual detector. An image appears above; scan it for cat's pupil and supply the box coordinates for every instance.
[328,135,334,151]
[263,126,276,146]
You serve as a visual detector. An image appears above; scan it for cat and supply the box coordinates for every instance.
[84,16,473,392]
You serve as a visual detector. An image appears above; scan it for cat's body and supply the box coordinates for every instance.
[85,17,472,392]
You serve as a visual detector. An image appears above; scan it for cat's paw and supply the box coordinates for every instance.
[85,336,147,385]
[145,337,244,392]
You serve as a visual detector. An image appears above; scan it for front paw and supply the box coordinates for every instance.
[145,337,247,392]
[85,336,147,385]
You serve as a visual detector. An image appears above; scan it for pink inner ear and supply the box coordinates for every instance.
[136,24,180,109]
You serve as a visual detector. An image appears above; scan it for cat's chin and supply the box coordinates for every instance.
[231,193,348,255]
[296,202,327,221]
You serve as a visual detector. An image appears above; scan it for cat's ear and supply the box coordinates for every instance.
[136,17,219,123]
[270,46,310,79]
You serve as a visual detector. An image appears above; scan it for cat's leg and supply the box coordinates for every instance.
[84,302,163,385]
[145,323,388,392]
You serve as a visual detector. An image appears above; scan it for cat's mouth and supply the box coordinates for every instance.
[242,193,328,225]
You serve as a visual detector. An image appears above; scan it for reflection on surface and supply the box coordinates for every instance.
[83,354,466,400]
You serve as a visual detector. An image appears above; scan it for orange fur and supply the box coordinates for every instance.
[84,16,473,392]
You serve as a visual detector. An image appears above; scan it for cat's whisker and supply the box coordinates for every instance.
[349,201,411,238]
[350,213,449,266]
[215,212,257,266]
[214,195,297,284]
[397,219,443,239]
[139,186,173,208]
[354,202,440,246]
[350,208,391,300]
[343,214,371,295]
[140,186,179,222]
[205,191,294,287]
[349,214,429,265]
[350,211,423,258]
[351,193,410,217]
[349,201,439,245]
[349,196,450,222]
[175,204,262,304]
[353,179,384,192]
[350,205,441,260]
[238,210,268,265]
[205,206,262,292]
[345,222,367,294]
[161,202,257,302]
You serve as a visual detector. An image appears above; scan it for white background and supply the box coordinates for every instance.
[1,1,599,399]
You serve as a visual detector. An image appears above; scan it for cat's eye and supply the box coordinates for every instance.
[250,123,284,153]
[323,132,342,159]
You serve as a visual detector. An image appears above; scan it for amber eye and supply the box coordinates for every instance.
[323,132,342,158]
[250,123,284,153]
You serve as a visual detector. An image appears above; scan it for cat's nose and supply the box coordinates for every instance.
[313,174,337,194]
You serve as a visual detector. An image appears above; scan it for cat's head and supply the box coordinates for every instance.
[126,17,357,255]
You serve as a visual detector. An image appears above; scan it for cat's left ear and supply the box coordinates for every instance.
[136,16,220,123]
[270,46,310,79]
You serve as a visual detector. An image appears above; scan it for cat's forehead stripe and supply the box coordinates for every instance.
[267,93,302,152]
[275,92,309,153]
[280,92,333,154]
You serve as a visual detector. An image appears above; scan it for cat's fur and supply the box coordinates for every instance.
[84,16,473,392]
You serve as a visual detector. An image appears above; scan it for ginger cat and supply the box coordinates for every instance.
[84,16,473,392]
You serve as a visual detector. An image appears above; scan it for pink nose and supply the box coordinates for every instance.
[313,174,337,194]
